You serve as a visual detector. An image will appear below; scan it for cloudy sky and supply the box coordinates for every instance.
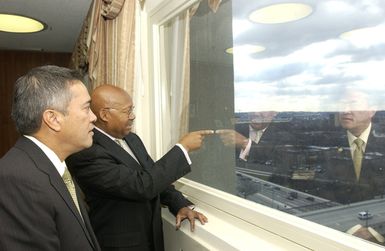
[232,0,385,112]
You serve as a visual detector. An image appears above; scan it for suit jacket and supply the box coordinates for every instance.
[271,125,385,204]
[235,121,296,167]
[66,129,192,251]
[0,137,100,251]
[315,125,385,204]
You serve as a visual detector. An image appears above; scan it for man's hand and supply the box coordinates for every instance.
[175,207,208,232]
[179,130,214,152]
[216,129,248,149]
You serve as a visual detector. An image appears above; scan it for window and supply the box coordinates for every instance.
[162,0,385,247]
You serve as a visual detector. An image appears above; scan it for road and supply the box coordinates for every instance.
[236,170,385,235]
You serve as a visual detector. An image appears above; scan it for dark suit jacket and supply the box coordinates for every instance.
[66,129,192,251]
[0,137,100,251]
[274,125,385,204]
[235,121,296,166]
[315,126,385,203]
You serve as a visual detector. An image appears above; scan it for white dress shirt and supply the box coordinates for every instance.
[95,127,192,165]
[239,126,267,161]
[24,135,66,176]
[347,123,371,158]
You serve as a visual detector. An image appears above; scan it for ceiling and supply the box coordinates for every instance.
[0,0,93,53]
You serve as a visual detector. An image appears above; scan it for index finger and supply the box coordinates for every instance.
[196,129,215,135]
[215,129,232,134]
[188,215,196,232]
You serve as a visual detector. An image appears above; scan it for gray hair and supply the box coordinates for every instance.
[11,65,84,135]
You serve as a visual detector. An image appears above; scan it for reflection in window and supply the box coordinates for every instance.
[181,0,385,247]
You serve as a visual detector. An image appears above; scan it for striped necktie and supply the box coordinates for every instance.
[62,167,82,216]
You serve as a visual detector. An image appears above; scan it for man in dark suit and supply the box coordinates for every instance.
[317,89,385,204]
[0,65,100,251]
[66,84,213,251]
[285,89,385,204]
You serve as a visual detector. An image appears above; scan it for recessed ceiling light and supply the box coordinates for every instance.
[226,44,266,55]
[340,27,377,40]
[0,14,45,33]
[249,3,313,24]
[340,26,385,47]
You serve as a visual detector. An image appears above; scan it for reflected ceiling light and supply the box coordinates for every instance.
[226,44,266,55]
[340,27,377,41]
[340,26,385,47]
[249,3,313,24]
[0,14,45,33]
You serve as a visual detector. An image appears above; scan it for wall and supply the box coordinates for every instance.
[0,50,71,157]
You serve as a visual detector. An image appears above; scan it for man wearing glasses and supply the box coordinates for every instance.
[67,84,213,251]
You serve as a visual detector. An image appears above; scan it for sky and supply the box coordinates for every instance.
[232,0,385,112]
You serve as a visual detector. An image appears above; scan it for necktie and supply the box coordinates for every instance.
[62,168,82,215]
[353,138,364,181]
[115,138,139,163]
[115,138,129,152]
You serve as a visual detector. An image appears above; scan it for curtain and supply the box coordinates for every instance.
[208,0,222,13]
[162,7,194,147]
[164,1,221,145]
[71,0,137,95]
[70,0,222,141]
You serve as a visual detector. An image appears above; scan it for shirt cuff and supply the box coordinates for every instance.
[239,139,252,161]
[176,143,192,165]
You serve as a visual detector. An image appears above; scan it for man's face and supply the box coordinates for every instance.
[61,82,96,153]
[338,91,376,136]
[105,93,135,139]
[249,111,277,130]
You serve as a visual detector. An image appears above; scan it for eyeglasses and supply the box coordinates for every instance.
[104,106,135,117]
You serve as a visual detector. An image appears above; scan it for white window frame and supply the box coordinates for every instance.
[144,0,384,250]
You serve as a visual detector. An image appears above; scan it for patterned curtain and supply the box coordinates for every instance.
[70,0,137,95]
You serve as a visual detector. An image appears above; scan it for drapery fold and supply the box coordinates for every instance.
[102,0,125,19]
[70,0,136,95]
[169,1,222,141]
[70,0,223,137]
[208,0,222,13]
[156,0,223,145]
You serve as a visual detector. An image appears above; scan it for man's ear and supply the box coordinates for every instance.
[99,108,109,122]
[42,109,62,132]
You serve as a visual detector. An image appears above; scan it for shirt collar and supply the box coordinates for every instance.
[347,122,372,149]
[248,125,267,133]
[95,127,120,141]
[24,135,66,176]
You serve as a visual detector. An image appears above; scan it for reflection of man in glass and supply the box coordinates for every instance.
[338,90,376,180]
[320,89,385,204]
[217,111,276,161]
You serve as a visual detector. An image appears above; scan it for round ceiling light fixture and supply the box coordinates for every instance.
[0,13,46,33]
[249,3,313,24]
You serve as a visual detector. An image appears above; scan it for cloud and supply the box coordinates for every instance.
[232,0,385,112]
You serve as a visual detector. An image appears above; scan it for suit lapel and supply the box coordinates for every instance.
[16,137,96,249]
[330,133,356,180]
[360,128,385,180]
[125,133,152,169]
[337,129,380,182]
[93,130,144,170]
[75,179,99,249]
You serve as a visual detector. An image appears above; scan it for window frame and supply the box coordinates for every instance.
[145,0,384,249]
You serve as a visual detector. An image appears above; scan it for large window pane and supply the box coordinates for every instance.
[183,0,385,247]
